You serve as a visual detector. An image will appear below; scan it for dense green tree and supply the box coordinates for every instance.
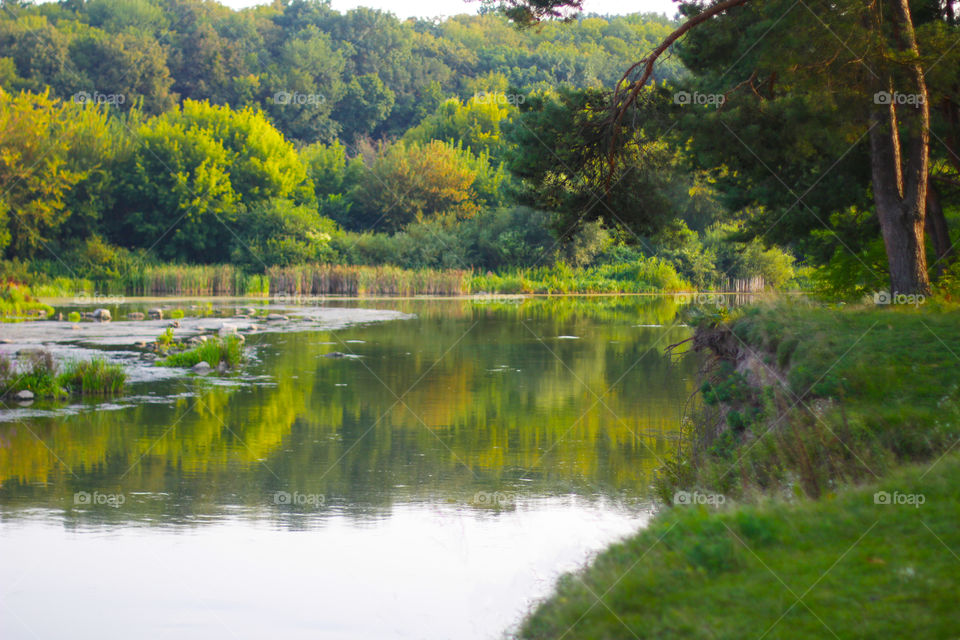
[107,100,316,262]
[0,89,111,259]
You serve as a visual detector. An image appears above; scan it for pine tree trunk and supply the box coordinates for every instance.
[867,0,932,296]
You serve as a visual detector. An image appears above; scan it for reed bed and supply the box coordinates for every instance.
[266,264,469,296]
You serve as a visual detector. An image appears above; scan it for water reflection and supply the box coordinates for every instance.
[0,296,704,639]
[0,296,698,526]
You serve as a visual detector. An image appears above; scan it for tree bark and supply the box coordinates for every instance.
[867,0,932,296]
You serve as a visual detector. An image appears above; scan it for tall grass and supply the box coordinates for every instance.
[0,351,126,398]
[5,259,691,299]
[59,358,127,395]
[266,264,469,296]
[160,335,245,369]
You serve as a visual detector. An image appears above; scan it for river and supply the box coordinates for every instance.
[0,295,699,639]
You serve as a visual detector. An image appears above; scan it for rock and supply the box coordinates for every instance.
[0,339,9,344]
[324,352,346,358]
[169,320,181,328]
[127,312,145,321]
[188,336,207,345]
[266,314,289,322]
[81,312,95,320]
[191,361,212,374]
[55,313,63,321]
[218,325,237,337]
[140,353,157,361]
[148,308,163,320]
[238,307,257,316]
[71,324,81,331]
[15,389,34,401]
[93,308,112,322]
[134,341,147,348]
[217,361,228,373]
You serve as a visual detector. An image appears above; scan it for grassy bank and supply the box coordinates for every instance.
[657,301,960,501]
[518,300,960,638]
[520,454,960,639]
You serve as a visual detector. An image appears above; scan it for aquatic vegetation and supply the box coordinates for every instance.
[58,358,127,395]
[170,309,185,319]
[159,335,245,370]
[266,264,469,296]
[0,351,125,398]
[67,311,81,323]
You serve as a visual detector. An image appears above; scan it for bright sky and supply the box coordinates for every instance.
[222,0,677,20]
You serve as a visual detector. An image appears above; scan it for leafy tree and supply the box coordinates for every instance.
[108,100,315,262]
[0,89,109,258]
[348,140,491,232]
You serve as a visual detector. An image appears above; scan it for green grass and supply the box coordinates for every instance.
[655,300,960,502]
[159,335,245,369]
[58,358,127,395]
[0,352,126,398]
[520,454,960,639]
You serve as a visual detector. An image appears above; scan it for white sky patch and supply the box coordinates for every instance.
[221,0,677,20]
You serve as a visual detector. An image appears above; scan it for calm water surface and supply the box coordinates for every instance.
[0,296,699,639]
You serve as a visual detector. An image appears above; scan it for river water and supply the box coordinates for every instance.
[0,296,699,639]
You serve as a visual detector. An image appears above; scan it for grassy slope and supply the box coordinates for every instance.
[520,454,960,639]
[520,301,960,639]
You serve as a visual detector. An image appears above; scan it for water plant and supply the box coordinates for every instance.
[58,358,127,395]
[159,335,245,370]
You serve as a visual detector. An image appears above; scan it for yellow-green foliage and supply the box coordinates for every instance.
[0,282,54,320]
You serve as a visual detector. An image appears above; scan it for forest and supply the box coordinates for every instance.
[0,0,957,299]
[0,0,801,296]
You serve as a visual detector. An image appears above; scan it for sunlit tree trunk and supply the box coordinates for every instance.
[867,0,931,296]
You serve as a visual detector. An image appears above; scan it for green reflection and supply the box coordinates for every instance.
[0,296,698,523]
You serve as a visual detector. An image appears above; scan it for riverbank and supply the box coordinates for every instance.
[517,299,960,638]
